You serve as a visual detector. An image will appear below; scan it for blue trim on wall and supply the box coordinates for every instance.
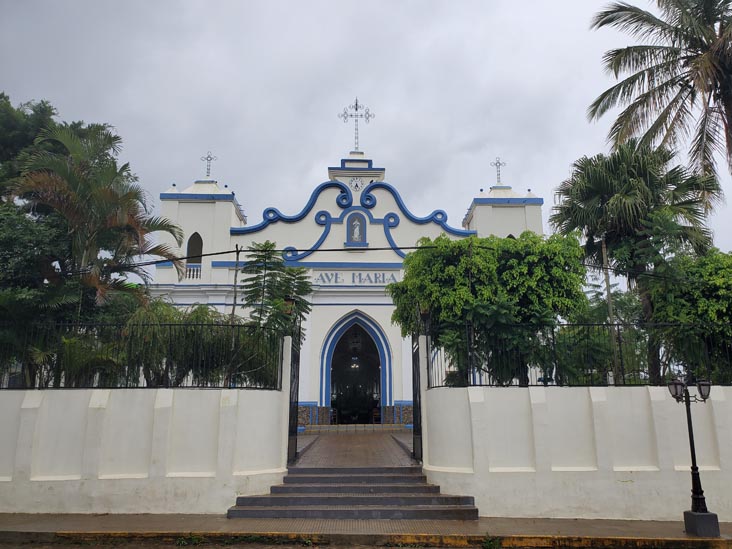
[319,311,392,408]
[170,303,230,307]
[157,261,174,267]
[293,261,402,269]
[312,303,394,307]
[211,260,403,269]
[472,197,544,205]
[160,193,236,201]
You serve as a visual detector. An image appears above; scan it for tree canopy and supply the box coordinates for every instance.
[551,140,721,383]
[387,233,587,385]
[588,0,732,176]
[15,125,184,309]
[241,240,312,344]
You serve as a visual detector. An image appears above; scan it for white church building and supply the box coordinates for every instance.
[151,149,543,425]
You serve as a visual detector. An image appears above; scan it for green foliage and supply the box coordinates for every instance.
[0,93,57,196]
[650,249,732,383]
[551,140,721,383]
[551,140,720,280]
[388,233,586,385]
[15,125,184,311]
[0,202,78,322]
[1,300,284,389]
[241,241,312,344]
[588,0,732,176]
[482,535,502,549]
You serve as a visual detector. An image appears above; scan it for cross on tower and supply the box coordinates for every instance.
[200,151,217,178]
[490,157,507,184]
[338,98,374,152]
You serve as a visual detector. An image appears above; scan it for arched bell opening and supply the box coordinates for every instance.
[330,324,381,424]
[186,232,203,264]
[185,233,203,279]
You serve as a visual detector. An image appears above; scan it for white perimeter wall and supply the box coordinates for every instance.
[423,385,732,520]
[0,387,289,513]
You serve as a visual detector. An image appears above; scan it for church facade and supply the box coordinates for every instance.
[151,150,543,424]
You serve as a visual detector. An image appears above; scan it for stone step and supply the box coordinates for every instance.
[226,504,479,520]
[288,466,422,475]
[270,483,441,494]
[236,494,474,506]
[283,473,426,484]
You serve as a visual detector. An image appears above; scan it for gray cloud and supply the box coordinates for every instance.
[3,0,730,251]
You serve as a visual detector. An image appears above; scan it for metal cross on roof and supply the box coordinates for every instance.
[490,156,507,184]
[200,151,217,177]
[338,98,374,152]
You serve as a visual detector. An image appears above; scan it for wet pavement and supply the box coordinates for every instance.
[294,432,416,468]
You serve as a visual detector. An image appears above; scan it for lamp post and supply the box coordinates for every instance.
[667,376,719,537]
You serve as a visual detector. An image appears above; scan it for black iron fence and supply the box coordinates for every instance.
[0,323,283,390]
[427,323,732,388]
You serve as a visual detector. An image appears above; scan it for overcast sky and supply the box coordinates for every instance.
[3,0,731,253]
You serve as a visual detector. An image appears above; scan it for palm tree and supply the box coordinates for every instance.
[16,126,184,312]
[550,140,721,383]
[588,0,732,176]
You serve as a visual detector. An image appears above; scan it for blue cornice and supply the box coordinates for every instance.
[472,197,544,205]
[328,166,383,172]
[334,158,376,169]
[160,193,236,201]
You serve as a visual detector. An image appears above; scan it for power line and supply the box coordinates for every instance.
[66,241,708,288]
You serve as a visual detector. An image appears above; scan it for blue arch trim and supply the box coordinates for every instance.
[230,181,352,235]
[227,179,475,261]
[361,181,475,237]
[319,311,392,408]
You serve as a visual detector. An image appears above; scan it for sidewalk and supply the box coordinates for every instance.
[0,513,730,547]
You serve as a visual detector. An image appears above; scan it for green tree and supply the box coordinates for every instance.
[387,233,587,386]
[588,0,732,175]
[0,202,76,321]
[15,126,184,314]
[241,241,312,343]
[649,249,732,383]
[0,93,57,197]
[550,140,720,383]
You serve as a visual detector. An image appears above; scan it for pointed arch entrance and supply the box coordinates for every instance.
[320,311,392,423]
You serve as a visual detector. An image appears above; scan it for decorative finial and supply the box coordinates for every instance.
[338,98,374,152]
[490,157,507,184]
[200,151,217,178]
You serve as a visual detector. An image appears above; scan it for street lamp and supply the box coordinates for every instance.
[667,375,719,537]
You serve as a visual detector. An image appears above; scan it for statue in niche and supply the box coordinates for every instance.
[352,218,362,241]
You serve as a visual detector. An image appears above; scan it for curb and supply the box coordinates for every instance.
[2,530,728,548]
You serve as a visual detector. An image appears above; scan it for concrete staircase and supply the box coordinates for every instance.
[227,466,478,519]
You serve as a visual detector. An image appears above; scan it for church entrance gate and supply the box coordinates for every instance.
[319,312,392,424]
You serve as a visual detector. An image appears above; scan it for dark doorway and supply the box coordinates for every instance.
[330,324,381,424]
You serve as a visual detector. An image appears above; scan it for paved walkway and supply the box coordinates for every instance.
[295,432,416,467]
[0,514,730,547]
